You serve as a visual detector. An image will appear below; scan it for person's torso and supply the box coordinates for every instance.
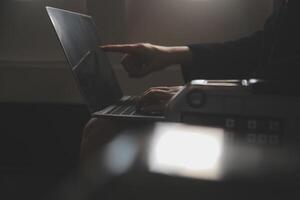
[254,0,300,80]
[265,0,300,62]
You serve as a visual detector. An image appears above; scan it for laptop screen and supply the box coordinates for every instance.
[46,7,122,113]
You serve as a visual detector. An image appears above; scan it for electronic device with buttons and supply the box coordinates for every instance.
[165,79,300,145]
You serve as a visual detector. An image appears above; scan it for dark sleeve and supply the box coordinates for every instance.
[181,31,264,82]
[256,55,300,81]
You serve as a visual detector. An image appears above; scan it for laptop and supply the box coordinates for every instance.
[46,6,165,120]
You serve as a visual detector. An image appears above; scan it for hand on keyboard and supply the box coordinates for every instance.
[136,86,182,115]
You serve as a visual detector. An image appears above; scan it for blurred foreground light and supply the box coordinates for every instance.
[191,79,241,86]
[148,123,224,180]
[103,134,139,175]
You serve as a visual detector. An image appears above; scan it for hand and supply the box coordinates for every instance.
[101,43,192,78]
[101,43,172,78]
[136,86,182,115]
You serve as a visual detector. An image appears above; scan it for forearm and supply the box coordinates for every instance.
[181,31,264,81]
[165,46,194,66]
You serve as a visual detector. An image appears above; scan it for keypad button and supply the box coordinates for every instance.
[225,118,235,129]
[246,133,256,144]
[225,131,235,141]
[269,121,280,132]
[269,135,280,145]
[248,120,257,130]
[258,134,268,144]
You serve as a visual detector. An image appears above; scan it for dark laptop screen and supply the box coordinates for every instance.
[46,7,122,113]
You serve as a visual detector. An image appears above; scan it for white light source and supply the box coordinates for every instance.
[148,123,224,180]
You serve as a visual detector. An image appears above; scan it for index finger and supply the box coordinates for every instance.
[100,44,138,53]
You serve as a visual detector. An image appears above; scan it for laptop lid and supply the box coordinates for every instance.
[46,6,122,113]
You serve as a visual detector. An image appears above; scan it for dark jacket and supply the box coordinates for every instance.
[182,0,300,82]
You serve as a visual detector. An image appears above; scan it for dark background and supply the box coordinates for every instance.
[0,103,90,199]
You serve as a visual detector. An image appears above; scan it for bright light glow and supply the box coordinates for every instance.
[191,79,240,86]
[103,134,138,175]
[148,123,224,180]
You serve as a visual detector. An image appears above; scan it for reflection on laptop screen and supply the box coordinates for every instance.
[47,7,122,113]
[73,49,122,112]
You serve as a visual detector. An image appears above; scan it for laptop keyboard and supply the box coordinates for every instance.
[106,96,138,115]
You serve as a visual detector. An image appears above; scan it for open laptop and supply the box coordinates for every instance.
[46,6,165,120]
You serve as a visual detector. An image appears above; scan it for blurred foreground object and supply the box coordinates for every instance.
[50,121,300,200]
